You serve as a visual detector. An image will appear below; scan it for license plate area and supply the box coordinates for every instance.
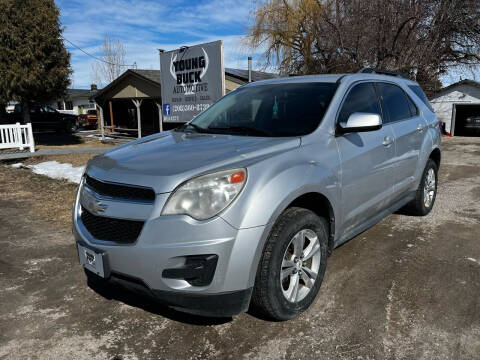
[77,243,107,278]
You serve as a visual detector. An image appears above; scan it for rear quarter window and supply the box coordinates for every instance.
[408,85,434,112]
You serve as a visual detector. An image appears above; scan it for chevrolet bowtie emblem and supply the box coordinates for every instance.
[81,186,108,215]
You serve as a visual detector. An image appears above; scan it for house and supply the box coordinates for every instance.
[92,68,277,137]
[49,84,99,116]
[430,80,480,136]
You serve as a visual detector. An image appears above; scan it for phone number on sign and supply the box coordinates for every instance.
[173,104,210,112]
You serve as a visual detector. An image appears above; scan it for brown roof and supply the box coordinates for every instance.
[93,68,279,102]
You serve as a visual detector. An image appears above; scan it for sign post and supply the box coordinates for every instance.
[160,40,225,123]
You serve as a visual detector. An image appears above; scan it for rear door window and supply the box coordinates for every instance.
[376,83,412,123]
[338,82,382,124]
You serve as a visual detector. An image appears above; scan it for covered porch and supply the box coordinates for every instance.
[93,69,169,139]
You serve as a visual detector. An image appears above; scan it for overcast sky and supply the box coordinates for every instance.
[57,0,471,89]
[57,0,261,89]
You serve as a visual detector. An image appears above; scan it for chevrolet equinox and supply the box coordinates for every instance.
[73,70,441,320]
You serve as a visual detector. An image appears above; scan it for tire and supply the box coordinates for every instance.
[405,159,438,216]
[251,207,328,320]
[70,121,78,133]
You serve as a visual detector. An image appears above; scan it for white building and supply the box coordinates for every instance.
[430,80,480,136]
[49,85,99,116]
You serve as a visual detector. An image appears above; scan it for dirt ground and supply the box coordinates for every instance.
[0,137,479,360]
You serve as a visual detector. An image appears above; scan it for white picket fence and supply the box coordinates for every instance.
[0,123,35,152]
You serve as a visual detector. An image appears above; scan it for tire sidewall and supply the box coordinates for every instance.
[420,160,438,215]
[265,210,328,319]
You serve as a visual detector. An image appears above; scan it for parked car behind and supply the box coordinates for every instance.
[465,116,480,134]
[73,70,441,320]
[2,104,79,133]
[78,109,98,129]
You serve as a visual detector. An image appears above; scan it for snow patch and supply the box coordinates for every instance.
[86,134,114,140]
[12,161,84,184]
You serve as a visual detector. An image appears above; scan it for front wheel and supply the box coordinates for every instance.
[251,207,328,320]
[69,121,79,133]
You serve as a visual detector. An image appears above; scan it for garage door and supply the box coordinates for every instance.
[453,104,480,136]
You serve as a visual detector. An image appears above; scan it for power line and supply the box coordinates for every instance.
[61,36,134,67]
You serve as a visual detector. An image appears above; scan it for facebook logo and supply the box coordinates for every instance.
[163,103,171,115]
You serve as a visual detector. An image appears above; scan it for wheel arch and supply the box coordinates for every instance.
[286,192,336,256]
[429,147,441,169]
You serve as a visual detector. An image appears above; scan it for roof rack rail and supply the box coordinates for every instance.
[358,68,409,79]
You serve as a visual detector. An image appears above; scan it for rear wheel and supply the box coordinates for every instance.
[406,159,438,216]
[251,207,328,320]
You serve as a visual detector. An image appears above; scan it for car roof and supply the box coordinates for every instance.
[243,73,419,87]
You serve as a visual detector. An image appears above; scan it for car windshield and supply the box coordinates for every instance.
[185,82,338,137]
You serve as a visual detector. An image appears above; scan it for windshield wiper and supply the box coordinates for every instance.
[177,122,207,133]
[207,125,271,136]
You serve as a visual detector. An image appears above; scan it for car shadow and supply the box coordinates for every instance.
[393,206,416,216]
[86,275,233,326]
[34,131,83,146]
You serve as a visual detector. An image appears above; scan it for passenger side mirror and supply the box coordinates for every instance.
[338,113,382,134]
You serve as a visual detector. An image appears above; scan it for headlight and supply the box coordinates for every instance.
[162,168,247,220]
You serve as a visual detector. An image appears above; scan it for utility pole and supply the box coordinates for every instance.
[158,49,165,132]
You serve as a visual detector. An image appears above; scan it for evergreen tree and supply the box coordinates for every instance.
[0,0,71,122]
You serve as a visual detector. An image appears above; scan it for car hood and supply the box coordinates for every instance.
[86,131,300,193]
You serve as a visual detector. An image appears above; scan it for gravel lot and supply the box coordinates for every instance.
[1,136,479,360]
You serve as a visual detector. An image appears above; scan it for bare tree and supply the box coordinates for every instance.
[246,0,480,94]
[91,38,127,87]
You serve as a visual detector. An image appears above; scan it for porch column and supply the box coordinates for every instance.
[109,101,114,129]
[96,104,105,141]
[132,99,143,138]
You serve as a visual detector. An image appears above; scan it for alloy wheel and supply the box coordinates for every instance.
[423,168,436,208]
[280,229,321,303]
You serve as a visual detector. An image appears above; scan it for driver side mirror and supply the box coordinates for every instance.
[338,113,382,134]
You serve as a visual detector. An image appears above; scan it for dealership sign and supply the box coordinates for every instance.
[160,40,225,123]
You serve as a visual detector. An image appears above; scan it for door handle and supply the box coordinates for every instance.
[417,124,425,132]
[382,136,394,147]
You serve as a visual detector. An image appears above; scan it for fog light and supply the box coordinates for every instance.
[162,254,218,286]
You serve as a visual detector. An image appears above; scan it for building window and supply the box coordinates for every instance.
[57,101,64,110]
[65,101,73,110]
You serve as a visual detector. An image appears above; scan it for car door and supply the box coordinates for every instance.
[42,105,61,131]
[376,82,427,199]
[29,105,44,131]
[335,82,396,237]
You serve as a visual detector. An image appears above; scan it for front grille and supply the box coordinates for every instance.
[85,175,155,202]
[80,206,144,244]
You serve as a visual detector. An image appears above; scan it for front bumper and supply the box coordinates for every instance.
[73,189,265,316]
[86,267,253,317]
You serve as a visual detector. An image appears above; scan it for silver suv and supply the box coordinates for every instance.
[73,70,441,320]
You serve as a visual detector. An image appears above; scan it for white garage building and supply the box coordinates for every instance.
[430,80,480,136]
